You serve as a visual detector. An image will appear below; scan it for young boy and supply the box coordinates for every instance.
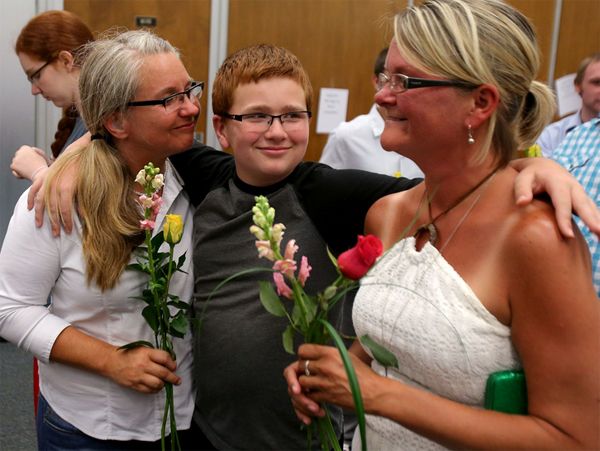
[170,44,415,449]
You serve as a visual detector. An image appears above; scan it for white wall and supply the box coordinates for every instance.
[0,0,63,247]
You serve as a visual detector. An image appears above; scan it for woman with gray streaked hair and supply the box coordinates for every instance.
[0,29,202,449]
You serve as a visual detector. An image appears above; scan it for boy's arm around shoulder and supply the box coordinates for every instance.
[169,145,235,206]
[298,163,420,255]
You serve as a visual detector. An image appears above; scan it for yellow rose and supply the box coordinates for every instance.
[164,214,183,245]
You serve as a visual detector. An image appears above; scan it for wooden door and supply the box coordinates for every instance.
[64,0,211,141]
[227,0,406,162]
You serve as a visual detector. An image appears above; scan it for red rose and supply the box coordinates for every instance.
[338,235,383,280]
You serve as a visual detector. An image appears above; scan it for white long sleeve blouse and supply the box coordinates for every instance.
[0,161,194,441]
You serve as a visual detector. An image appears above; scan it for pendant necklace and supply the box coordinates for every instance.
[414,169,498,246]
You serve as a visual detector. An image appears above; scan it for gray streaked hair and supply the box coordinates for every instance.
[46,29,181,291]
[79,29,180,137]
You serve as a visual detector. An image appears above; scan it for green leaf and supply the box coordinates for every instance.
[326,281,358,311]
[258,281,287,317]
[155,251,170,261]
[282,325,295,355]
[139,289,154,305]
[151,232,164,249]
[360,334,399,369]
[177,253,187,269]
[118,340,154,351]
[127,262,149,273]
[170,312,189,338]
[142,305,159,333]
[316,410,342,451]
[291,302,302,328]
[325,246,340,273]
[149,280,166,295]
[158,261,177,278]
[302,292,318,325]
[167,298,189,310]
[320,319,366,451]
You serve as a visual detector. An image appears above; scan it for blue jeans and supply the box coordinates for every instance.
[36,394,213,450]
[36,395,163,450]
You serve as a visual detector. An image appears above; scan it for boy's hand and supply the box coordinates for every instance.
[35,161,78,236]
[11,145,49,180]
[33,133,90,235]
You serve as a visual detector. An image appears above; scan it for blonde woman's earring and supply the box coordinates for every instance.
[467,124,475,145]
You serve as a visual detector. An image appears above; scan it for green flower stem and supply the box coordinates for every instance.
[160,244,179,451]
[162,243,176,358]
[161,383,168,449]
[145,230,161,348]
[291,279,310,332]
[320,320,366,451]
[147,226,179,451]
[316,410,341,451]
[161,382,180,451]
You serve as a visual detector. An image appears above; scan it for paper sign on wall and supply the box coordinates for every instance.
[555,73,581,118]
[316,88,349,134]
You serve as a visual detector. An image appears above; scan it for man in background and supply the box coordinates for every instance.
[319,47,423,178]
[552,117,600,296]
[538,53,600,157]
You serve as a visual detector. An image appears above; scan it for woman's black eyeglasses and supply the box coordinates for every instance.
[127,81,205,113]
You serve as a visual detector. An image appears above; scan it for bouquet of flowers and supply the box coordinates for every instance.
[124,163,189,451]
[248,195,387,451]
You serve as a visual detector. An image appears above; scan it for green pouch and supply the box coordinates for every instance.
[484,370,527,414]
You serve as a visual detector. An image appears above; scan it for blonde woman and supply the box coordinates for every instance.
[285,0,599,449]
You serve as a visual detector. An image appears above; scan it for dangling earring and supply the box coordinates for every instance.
[467,124,475,145]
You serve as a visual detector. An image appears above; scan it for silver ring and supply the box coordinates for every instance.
[304,359,311,377]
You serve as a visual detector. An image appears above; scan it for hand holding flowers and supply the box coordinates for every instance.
[124,163,189,451]
[248,196,387,450]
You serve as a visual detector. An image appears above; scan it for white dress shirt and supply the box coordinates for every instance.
[536,110,582,157]
[0,160,194,441]
[320,104,424,179]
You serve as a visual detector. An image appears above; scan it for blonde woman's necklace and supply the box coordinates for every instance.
[414,169,498,246]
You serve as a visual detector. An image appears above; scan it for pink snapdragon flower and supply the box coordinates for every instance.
[284,239,298,260]
[273,272,293,299]
[140,219,155,230]
[273,258,297,279]
[151,193,163,217]
[138,194,154,209]
[298,256,312,286]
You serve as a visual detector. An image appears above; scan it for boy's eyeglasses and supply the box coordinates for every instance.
[220,111,312,133]
[376,72,475,93]
[127,81,204,113]
[28,60,54,85]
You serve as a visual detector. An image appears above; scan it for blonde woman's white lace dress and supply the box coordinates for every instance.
[352,237,521,450]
